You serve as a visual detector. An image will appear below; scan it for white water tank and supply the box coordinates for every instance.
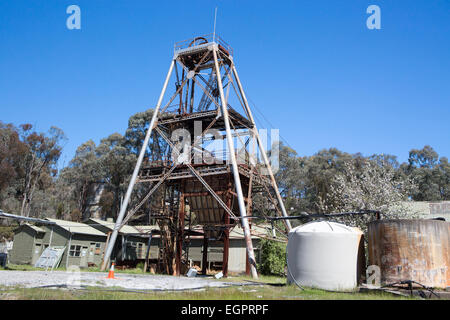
[287,221,363,291]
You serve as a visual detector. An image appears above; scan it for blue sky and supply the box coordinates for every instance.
[1,0,449,167]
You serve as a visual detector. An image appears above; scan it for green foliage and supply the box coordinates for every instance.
[0,226,16,241]
[70,208,81,222]
[402,145,450,201]
[55,203,64,219]
[268,143,450,222]
[0,122,66,218]
[136,262,145,271]
[258,239,286,276]
[99,191,114,219]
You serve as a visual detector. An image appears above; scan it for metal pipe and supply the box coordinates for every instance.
[266,210,381,221]
[0,210,56,225]
[101,59,175,271]
[231,65,292,231]
[212,47,258,279]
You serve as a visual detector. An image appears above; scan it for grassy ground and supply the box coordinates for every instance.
[0,265,416,300]
[0,284,416,300]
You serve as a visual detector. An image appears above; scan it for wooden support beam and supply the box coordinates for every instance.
[222,190,231,277]
[183,191,227,197]
[143,231,153,273]
[223,229,229,277]
[202,236,208,275]
[175,194,185,276]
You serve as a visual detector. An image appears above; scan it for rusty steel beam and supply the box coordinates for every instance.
[175,193,185,276]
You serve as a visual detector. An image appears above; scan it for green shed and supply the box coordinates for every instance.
[43,218,108,268]
[9,224,46,265]
[86,218,155,265]
[9,219,108,268]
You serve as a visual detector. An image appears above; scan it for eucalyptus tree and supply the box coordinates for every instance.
[0,122,28,216]
[60,140,102,216]
[17,124,65,217]
[96,133,136,220]
[403,145,450,201]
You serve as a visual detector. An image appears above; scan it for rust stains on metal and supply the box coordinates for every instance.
[368,219,450,288]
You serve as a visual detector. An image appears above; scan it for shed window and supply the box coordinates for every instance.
[69,245,81,257]
[95,243,101,255]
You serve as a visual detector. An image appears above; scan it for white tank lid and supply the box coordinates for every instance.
[291,221,363,234]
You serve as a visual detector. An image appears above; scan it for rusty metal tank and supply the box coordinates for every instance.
[368,219,450,288]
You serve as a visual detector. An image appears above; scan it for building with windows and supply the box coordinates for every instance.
[8,217,269,274]
[86,218,153,265]
[9,218,107,268]
[400,201,450,221]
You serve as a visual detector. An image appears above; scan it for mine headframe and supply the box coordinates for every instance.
[101,34,292,279]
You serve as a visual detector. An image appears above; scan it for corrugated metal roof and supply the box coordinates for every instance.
[24,224,45,233]
[88,218,140,235]
[46,218,106,237]
[229,224,270,240]
[133,225,160,234]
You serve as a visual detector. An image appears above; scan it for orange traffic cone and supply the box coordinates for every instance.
[106,262,116,279]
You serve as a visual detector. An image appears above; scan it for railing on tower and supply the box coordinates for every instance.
[174,33,233,56]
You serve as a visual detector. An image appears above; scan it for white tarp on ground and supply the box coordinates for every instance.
[0,270,238,291]
[34,246,66,270]
[287,221,363,291]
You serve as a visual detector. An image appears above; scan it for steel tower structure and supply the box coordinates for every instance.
[101,35,292,278]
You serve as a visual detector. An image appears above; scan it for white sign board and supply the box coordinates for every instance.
[34,246,66,270]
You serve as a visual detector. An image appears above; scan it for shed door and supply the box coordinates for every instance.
[88,243,96,264]
[80,246,88,267]
[32,243,42,264]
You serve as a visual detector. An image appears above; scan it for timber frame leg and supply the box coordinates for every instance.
[202,236,208,275]
[175,194,185,276]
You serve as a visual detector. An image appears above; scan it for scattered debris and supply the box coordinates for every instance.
[186,268,197,278]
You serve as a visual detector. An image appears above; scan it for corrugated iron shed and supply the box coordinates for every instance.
[45,218,106,237]
[88,218,140,235]
[23,224,45,234]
